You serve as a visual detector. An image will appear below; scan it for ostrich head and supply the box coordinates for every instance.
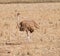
[17,13,20,16]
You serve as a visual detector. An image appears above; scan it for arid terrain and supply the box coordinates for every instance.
[0,3,60,56]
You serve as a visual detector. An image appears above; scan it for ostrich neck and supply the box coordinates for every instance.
[17,16,20,22]
[16,15,20,28]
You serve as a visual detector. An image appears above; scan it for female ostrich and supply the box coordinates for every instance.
[17,13,39,40]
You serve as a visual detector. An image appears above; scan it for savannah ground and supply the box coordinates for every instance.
[0,3,60,56]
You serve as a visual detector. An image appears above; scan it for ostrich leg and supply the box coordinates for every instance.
[26,30,31,40]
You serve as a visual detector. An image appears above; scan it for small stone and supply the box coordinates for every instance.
[27,52,30,55]
[49,21,53,24]
[7,51,10,53]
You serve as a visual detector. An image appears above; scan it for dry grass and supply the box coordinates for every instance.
[0,3,60,56]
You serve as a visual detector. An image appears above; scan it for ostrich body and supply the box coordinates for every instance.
[19,20,39,40]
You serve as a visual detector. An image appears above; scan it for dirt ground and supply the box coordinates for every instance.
[0,3,60,56]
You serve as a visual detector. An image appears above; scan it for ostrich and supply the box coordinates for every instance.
[16,13,39,40]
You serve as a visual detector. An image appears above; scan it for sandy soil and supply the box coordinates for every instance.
[0,3,60,56]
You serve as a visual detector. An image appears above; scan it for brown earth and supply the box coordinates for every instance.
[0,3,60,56]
